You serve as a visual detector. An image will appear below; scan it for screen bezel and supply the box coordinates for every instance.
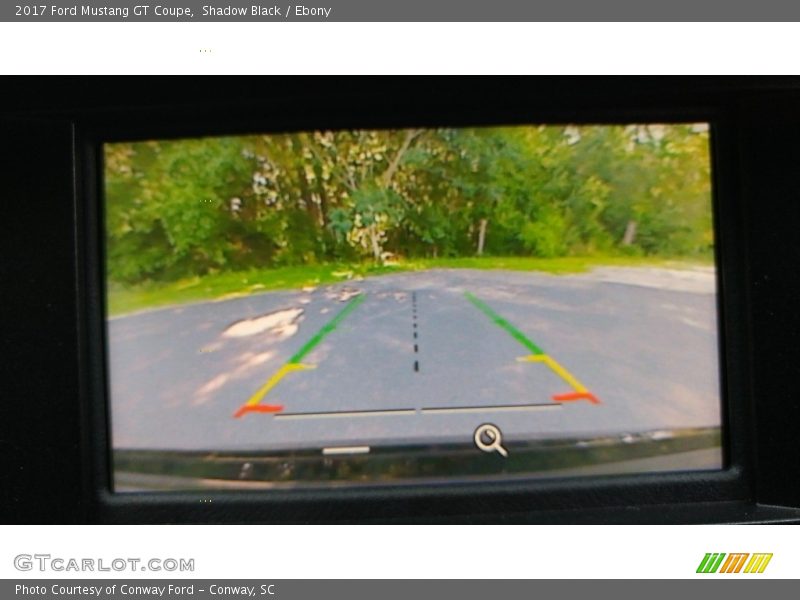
[75,86,753,523]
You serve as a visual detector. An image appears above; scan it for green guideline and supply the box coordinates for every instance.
[464,291,544,355]
[288,293,366,364]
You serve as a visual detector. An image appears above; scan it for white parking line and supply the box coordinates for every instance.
[421,404,562,415]
[275,409,416,420]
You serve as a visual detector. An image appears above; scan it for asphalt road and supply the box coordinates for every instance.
[108,268,722,458]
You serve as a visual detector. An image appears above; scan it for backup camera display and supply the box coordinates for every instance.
[104,124,722,491]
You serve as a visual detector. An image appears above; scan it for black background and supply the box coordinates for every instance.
[2,77,800,523]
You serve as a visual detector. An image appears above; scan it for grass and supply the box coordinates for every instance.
[409,254,710,274]
[107,254,713,317]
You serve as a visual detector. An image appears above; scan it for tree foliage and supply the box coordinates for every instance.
[105,124,713,283]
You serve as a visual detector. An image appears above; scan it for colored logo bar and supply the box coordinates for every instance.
[697,553,772,574]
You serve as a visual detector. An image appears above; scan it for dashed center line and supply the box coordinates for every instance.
[412,291,419,373]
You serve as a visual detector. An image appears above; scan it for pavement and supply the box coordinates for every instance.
[107,267,722,459]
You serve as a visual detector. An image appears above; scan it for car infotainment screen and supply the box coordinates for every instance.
[104,123,722,491]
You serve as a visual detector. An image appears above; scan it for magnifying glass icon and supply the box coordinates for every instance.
[474,423,509,457]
